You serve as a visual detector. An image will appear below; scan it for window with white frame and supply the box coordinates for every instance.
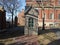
[58,14,60,19]
[49,13,54,19]
[42,13,46,19]
[58,0,60,5]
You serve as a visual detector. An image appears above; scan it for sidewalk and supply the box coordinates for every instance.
[0,28,60,45]
[38,29,60,45]
[0,35,39,45]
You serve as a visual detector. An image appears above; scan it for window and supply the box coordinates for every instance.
[58,14,60,19]
[49,13,54,19]
[58,0,60,5]
[44,13,45,18]
[49,24,53,27]
[42,13,46,19]
[28,17,34,29]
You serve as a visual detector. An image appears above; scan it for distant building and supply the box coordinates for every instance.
[26,0,60,28]
[0,6,6,29]
[18,9,25,26]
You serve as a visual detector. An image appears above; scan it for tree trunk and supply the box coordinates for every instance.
[42,18,45,30]
[12,12,14,28]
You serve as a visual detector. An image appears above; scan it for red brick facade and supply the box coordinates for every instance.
[26,0,60,28]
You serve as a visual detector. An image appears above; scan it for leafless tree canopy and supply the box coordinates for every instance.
[0,0,20,13]
[0,0,20,26]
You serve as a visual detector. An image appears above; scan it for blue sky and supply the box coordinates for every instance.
[6,0,26,21]
[19,0,26,11]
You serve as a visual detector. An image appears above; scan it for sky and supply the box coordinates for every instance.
[6,0,26,21]
[19,0,26,11]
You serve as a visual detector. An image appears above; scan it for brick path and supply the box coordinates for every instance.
[13,35,39,45]
[0,32,57,45]
[0,35,39,45]
[0,29,60,45]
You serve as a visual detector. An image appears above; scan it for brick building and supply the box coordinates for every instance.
[24,6,39,35]
[26,0,60,28]
[0,6,6,29]
[18,5,39,35]
[18,9,25,26]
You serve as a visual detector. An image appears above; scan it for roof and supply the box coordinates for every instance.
[25,6,32,15]
[25,5,39,15]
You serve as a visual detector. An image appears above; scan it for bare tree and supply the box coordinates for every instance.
[0,0,20,27]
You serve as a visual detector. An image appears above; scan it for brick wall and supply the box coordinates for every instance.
[26,0,60,28]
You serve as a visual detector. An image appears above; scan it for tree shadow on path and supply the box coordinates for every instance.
[47,39,60,45]
[38,28,60,35]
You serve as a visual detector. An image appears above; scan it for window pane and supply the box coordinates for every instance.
[58,14,60,19]
[28,18,34,29]
[42,13,46,19]
[50,14,52,19]
[49,13,54,19]
[58,0,60,5]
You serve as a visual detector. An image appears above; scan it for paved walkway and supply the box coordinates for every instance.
[0,28,60,45]
[38,29,60,45]
[0,35,39,45]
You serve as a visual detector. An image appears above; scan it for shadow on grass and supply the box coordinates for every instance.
[47,39,60,45]
[38,28,60,35]
[0,26,24,39]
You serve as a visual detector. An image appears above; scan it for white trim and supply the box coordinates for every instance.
[26,15,38,19]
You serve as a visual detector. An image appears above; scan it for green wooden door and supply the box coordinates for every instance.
[28,17,34,29]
